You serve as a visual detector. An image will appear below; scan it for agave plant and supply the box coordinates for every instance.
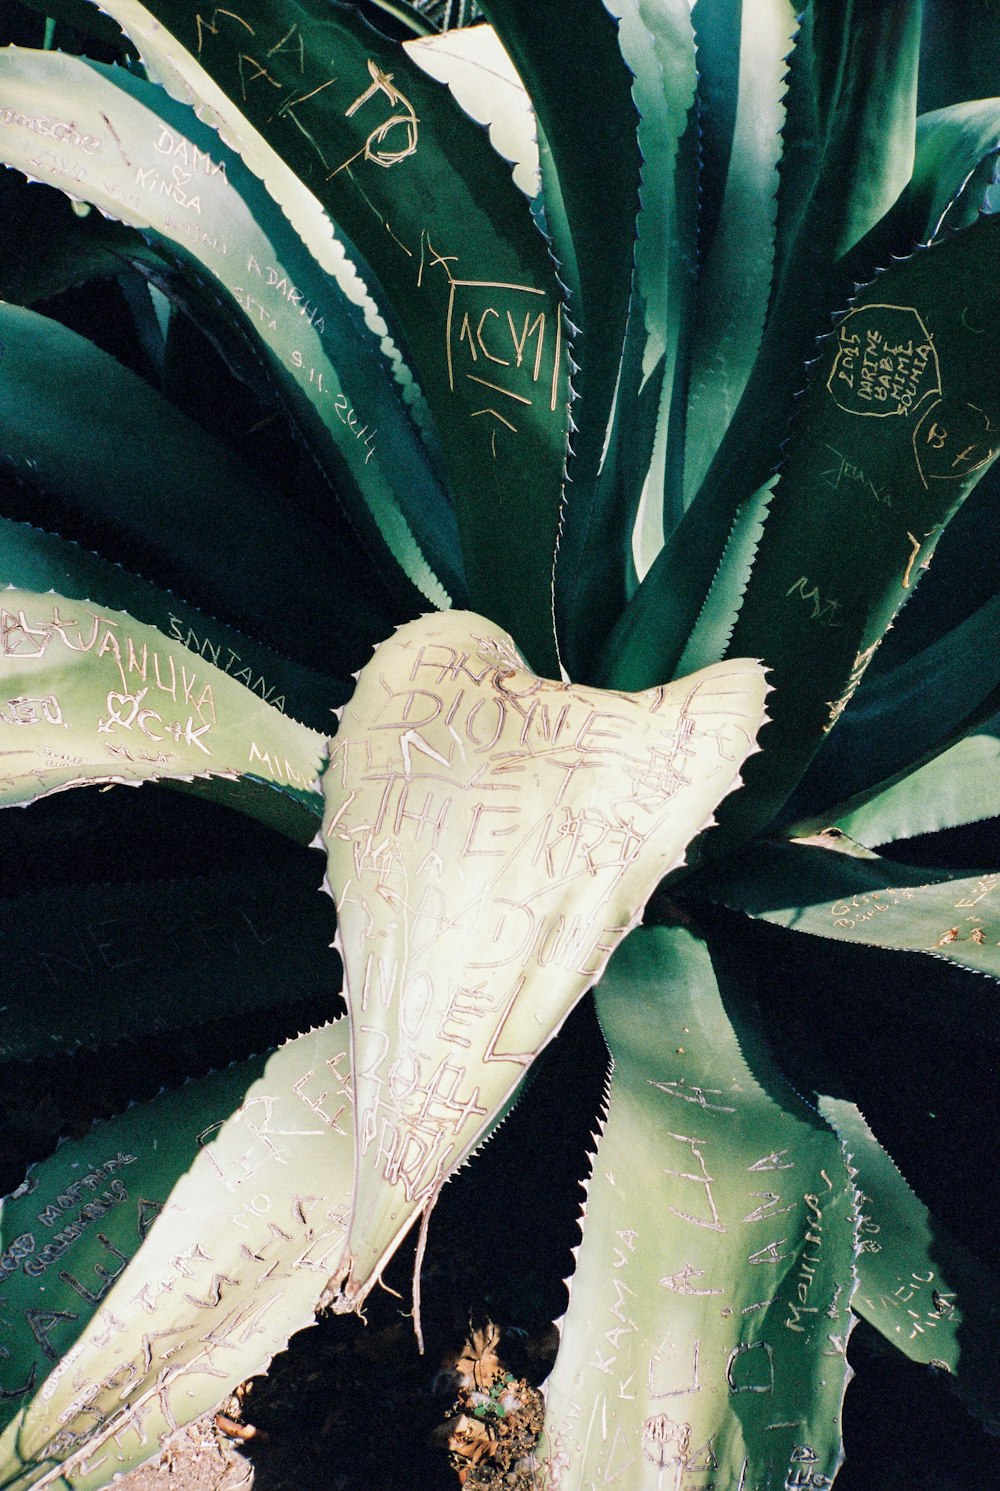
[2,0,1000,1486]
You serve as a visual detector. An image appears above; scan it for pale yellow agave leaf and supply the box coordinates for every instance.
[319,611,768,1311]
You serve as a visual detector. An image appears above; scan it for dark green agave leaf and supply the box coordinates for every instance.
[476,0,648,676]
[597,0,923,698]
[683,0,797,505]
[790,586,1000,821]
[794,720,1000,849]
[10,0,133,55]
[821,1096,1000,1427]
[0,1020,353,1490]
[717,217,1000,844]
[98,0,570,674]
[0,298,397,679]
[0,172,164,307]
[919,0,1000,115]
[910,99,1000,242]
[0,861,337,1060]
[541,926,855,1491]
[704,835,1000,984]
[0,46,456,612]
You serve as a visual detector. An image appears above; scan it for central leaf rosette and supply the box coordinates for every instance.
[319,612,768,1310]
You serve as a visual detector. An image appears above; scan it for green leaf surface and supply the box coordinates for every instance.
[703,836,1000,983]
[790,586,1000,820]
[573,0,700,673]
[683,0,797,504]
[0,296,403,675]
[803,0,920,262]
[318,610,768,1312]
[717,219,1000,843]
[0,47,456,611]
[910,99,1000,243]
[820,1096,1000,1426]
[540,926,855,1491]
[919,0,1000,115]
[480,0,681,677]
[792,720,1000,849]
[0,1020,353,1490]
[96,0,570,673]
[596,0,922,697]
[0,588,325,837]
[0,862,337,1061]
[10,0,133,55]
[0,174,164,307]
[0,515,347,731]
[621,0,700,564]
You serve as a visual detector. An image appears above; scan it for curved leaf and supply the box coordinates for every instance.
[0,298,401,676]
[0,515,347,732]
[820,1097,1000,1426]
[616,0,698,560]
[790,587,1000,820]
[0,588,325,838]
[0,1020,353,1490]
[802,0,921,263]
[919,0,1000,115]
[703,835,1000,983]
[792,721,1000,849]
[95,0,570,673]
[403,23,539,199]
[911,99,1000,242]
[598,1,923,697]
[682,0,797,504]
[484,0,693,676]
[318,610,768,1312]
[541,926,855,1491]
[0,861,337,1061]
[717,218,1000,844]
[0,46,455,611]
[0,173,164,307]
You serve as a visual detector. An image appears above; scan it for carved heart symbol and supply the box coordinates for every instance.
[171,164,193,186]
[318,612,768,1312]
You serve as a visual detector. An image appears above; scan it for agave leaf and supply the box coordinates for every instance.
[0,588,325,837]
[403,22,539,199]
[790,720,1000,849]
[910,99,1000,242]
[799,0,921,263]
[0,297,404,675]
[540,926,855,1491]
[0,48,456,611]
[820,1097,1000,1426]
[615,0,699,556]
[0,174,165,307]
[682,0,798,505]
[0,1020,353,1490]
[0,862,337,1061]
[919,0,1000,115]
[11,0,133,54]
[598,1,923,696]
[703,835,1000,984]
[673,477,778,679]
[789,588,1000,822]
[715,217,1000,844]
[475,0,671,675]
[318,610,768,1311]
[566,0,700,673]
[0,515,347,731]
[95,0,570,674]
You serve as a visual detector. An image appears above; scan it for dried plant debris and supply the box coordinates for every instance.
[438,1323,544,1489]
